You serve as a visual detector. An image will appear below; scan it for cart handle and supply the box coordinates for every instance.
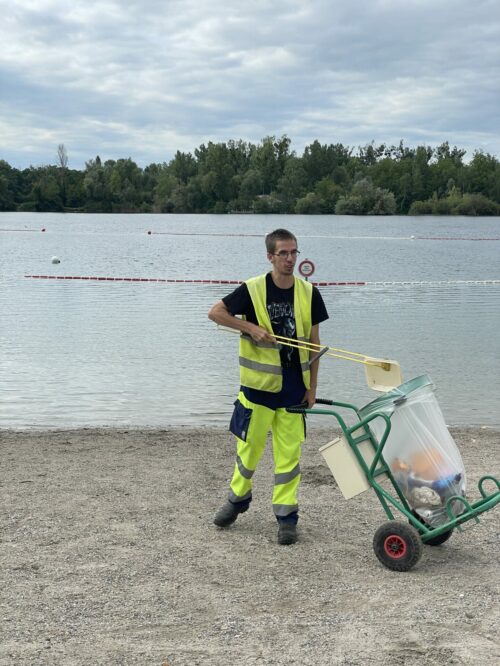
[478,475,500,498]
[315,398,361,415]
[286,398,360,415]
[286,405,350,433]
[445,495,480,531]
[285,402,308,412]
[348,412,392,478]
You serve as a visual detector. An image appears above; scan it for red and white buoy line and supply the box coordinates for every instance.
[2,228,498,241]
[0,228,46,232]
[24,275,500,287]
[147,231,263,237]
[147,232,500,241]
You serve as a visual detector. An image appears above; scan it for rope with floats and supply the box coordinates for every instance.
[24,275,500,287]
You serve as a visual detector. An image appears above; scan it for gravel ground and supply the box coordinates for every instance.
[1,426,499,665]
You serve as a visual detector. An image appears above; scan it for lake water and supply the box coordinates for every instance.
[1,212,499,429]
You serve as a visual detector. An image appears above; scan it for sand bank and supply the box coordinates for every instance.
[1,426,499,665]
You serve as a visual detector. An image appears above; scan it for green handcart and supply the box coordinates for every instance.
[287,377,500,571]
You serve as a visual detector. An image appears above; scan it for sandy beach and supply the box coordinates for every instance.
[1,425,499,665]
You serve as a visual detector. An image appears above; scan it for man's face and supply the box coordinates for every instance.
[268,239,299,276]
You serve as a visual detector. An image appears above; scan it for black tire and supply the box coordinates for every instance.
[408,511,454,546]
[423,528,454,546]
[373,521,423,571]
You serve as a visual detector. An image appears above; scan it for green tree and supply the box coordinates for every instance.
[169,150,197,184]
[358,142,386,166]
[57,144,68,206]
[429,143,466,199]
[153,168,179,212]
[276,156,307,211]
[314,177,343,213]
[408,200,433,215]
[466,151,500,201]
[335,178,396,215]
[253,194,284,214]
[302,141,351,187]
[295,192,324,214]
[455,193,499,215]
[1,136,499,215]
[196,142,238,202]
[335,194,363,215]
[0,160,17,210]
[106,158,144,211]
[240,169,264,198]
[64,170,85,209]
[250,136,291,194]
[410,189,499,216]
[83,156,112,211]
[30,167,63,211]
[369,158,401,204]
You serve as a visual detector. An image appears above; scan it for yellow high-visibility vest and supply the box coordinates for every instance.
[239,274,313,392]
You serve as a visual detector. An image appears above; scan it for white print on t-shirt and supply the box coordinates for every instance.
[267,301,295,365]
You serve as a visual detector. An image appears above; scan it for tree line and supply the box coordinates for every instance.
[1,137,499,215]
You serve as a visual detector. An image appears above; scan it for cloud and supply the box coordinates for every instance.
[1,0,499,168]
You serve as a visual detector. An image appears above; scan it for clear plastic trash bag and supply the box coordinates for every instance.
[359,376,466,527]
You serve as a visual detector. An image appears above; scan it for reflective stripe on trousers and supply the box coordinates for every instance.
[228,391,305,517]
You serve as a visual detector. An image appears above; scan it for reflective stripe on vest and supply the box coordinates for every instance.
[239,274,313,393]
[239,357,282,375]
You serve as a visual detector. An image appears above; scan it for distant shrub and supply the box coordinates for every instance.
[295,192,324,214]
[17,201,37,212]
[409,191,500,216]
[455,193,500,216]
[370,191,397,215]
[253,195,283,214]
[212,201,228,214]
[335,178,396,215]
[408,200,433,215]
[432,198,453,215]
[335,194,363,215]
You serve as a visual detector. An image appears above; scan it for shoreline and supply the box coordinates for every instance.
[1,426,499,665]
[2,423,499,433]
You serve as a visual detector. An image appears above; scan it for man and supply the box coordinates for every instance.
[208,229,329,545]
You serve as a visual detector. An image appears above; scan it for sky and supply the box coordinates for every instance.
[1,0,499,170]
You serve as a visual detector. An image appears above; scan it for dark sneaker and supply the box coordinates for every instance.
[213,501,248,527]
[278,523,297,545]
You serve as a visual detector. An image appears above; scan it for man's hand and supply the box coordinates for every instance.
[303,387,317,409]
[208,301,277,345]
[250,325,277,345]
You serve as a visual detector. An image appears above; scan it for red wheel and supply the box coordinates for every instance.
[383,534,407,558]
[373,521,423,571]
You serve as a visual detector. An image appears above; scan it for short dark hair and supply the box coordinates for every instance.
[265,228,297,254]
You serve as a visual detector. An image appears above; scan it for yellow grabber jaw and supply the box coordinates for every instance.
[217,326,403,392]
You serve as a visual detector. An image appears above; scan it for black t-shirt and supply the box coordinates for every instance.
[222,273,329,408]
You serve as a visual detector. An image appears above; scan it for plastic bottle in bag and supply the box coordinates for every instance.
[358,375,466,527]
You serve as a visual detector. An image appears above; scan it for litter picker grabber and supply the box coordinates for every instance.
[286,377,500,572]
[218,325,402,392]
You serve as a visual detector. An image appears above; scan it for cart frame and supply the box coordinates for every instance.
[288,399,499,565]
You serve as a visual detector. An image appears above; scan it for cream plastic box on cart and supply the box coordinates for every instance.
[319,435,387,500]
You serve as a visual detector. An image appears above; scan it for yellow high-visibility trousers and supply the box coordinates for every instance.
[228,391,305,518]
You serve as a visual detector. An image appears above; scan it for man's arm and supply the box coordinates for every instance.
[208,300,276,344]
[303,323,320,408]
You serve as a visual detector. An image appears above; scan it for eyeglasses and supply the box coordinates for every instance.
[273,250,300,259]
